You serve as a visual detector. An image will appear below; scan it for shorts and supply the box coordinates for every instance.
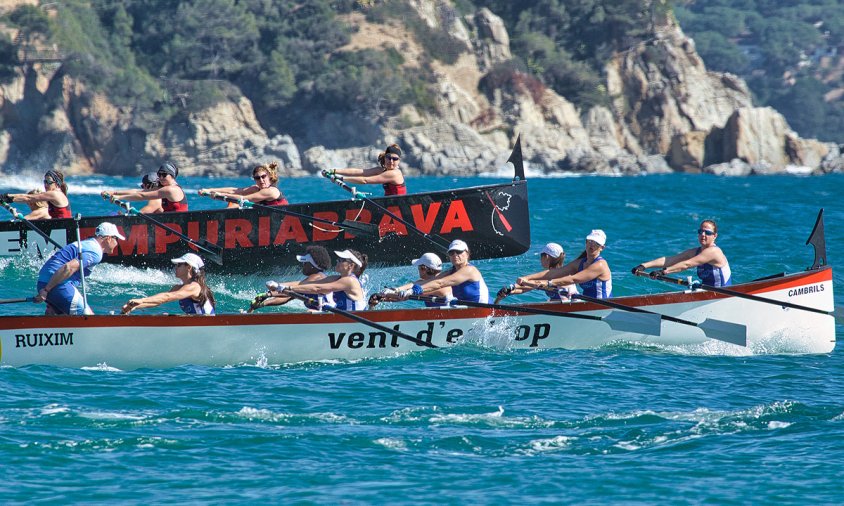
[37,281,89,315]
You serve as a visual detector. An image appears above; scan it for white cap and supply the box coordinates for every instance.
[447,239,469,253]
[95,222,126,241]
[334,249,362,267]
[296,253,320,270]
[171,252,205,270]
[411,252,442,271]
[541,242,564,258]
[586,229,607,247]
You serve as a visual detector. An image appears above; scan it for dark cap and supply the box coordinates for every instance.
[158,162,178,178]
[385,145,402,157]
[140,172,160,188]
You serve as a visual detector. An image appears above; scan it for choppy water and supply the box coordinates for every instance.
[1,172,842,503]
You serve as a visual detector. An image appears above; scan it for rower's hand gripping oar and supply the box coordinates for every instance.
[390,293,663,336]
[0,199,63,250]
[320,170,451,252]
[198,190,379,238]
[279,288,437,349]
[101,192,223,265]
[636,270,841,323]
[567,290,746,347]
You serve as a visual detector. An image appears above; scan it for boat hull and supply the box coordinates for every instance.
[0,180,530,271]
[0,267,834,369]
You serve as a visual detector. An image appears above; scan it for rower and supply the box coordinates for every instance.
[277,249,368,311]
[632,219,732,286]
[517,230,612,299]
[326,143,407,195]
[104,162,188,212]
[121,253,216,315]
[2,170,72,219]
[200,162,289,208]
[496,242,579,303]
[397,240,489,303]
[256,245,334,311]
[374,252,452,308]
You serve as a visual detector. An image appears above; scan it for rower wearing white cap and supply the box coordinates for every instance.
[378,253,452,307]
[495,242,579,303]
[258,245,334,310]
[518,230,612,299]
[282,249,369,311]
[121,252,216,315]
[33,222,125,315]
[400,240,489,303]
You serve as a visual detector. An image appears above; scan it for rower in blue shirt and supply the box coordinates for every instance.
[402,239,489,303]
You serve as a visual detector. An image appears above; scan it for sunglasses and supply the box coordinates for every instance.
[697,229,716,236]
[386,155,400,161]
[157,172,170,178]
[253,174,269,181]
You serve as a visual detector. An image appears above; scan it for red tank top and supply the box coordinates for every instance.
[48,202,72,219]
[262,196,289,206]
[383,181,407,196]
[162,186,188,212]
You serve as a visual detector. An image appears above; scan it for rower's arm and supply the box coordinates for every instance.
[665,247,722,273]
[35,259,80,302]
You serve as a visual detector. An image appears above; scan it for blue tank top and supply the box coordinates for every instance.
[577,256,612,299]
[332,274,366,311]
[178,296,215,315]
[450,265,489,303]
[695,248,732,286]
[37,238,103,286]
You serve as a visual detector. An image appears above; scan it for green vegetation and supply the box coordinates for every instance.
[3,0,838,144]
[674,0,844,141]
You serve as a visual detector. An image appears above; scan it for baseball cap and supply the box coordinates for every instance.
[171,252,205,270]
[95,222,126,241]
[447,239,469,253]
[296,253,320,270]
[334,249,363,267]
[412,252,443,271]
[541,242,564,257]
[585,229,607,247]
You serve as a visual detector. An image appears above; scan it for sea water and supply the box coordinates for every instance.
[0,173,842,503]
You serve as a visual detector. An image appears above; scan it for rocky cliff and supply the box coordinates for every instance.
[0,1,841,178]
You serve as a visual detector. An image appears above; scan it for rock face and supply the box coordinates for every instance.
[0,0,840,178]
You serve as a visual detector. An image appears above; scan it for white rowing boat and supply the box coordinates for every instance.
[0,266,834,369]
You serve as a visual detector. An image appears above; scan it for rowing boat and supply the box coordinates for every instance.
[0,145,530,272]
[0,265,834,369]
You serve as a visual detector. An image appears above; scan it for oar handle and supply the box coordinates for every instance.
[405,294,605,322]
[0,297,35,304]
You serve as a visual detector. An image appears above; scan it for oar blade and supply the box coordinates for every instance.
[603,311,663,336]
[196,240,224,266]
[698,318,747,347]
[339,220,380,237]
[834,306,844,324]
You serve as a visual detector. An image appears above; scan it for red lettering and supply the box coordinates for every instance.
[344,209,372,239]
[379,206,408,236]
[79,227,96,240]
[312,211,341,241]
[186,221,200,252]
[258,216,271,247]
[119,225,149,255]
[410,203,441,234]
[440,200,474,234]
[155,223,182,253]
[225,219,253,249]
[206,220,219,244]
[273,216,308,245]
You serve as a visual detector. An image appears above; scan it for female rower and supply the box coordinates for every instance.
[399,240,489,303]
[1,170,72,219]
[23,189,50,220]
[373,252,452,308]
[106,162,188,212]
[254,245,334,311]
[200,162,288,208]
[327,143,407,195]
[632,219,731,286]
[517,230,612,299]
[121,253,216,315]
[277,249,368,311]
[495,242,579,303]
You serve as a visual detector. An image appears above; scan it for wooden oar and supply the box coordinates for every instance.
[101,192,224,265]
[320,172,451,252]
[397,293,663,336]
[567,291,747,347]
[198,190,380,238]
[1,200,63,249]
[638,271,841,322]
[281,289,438,349]
[0,297,35,304]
